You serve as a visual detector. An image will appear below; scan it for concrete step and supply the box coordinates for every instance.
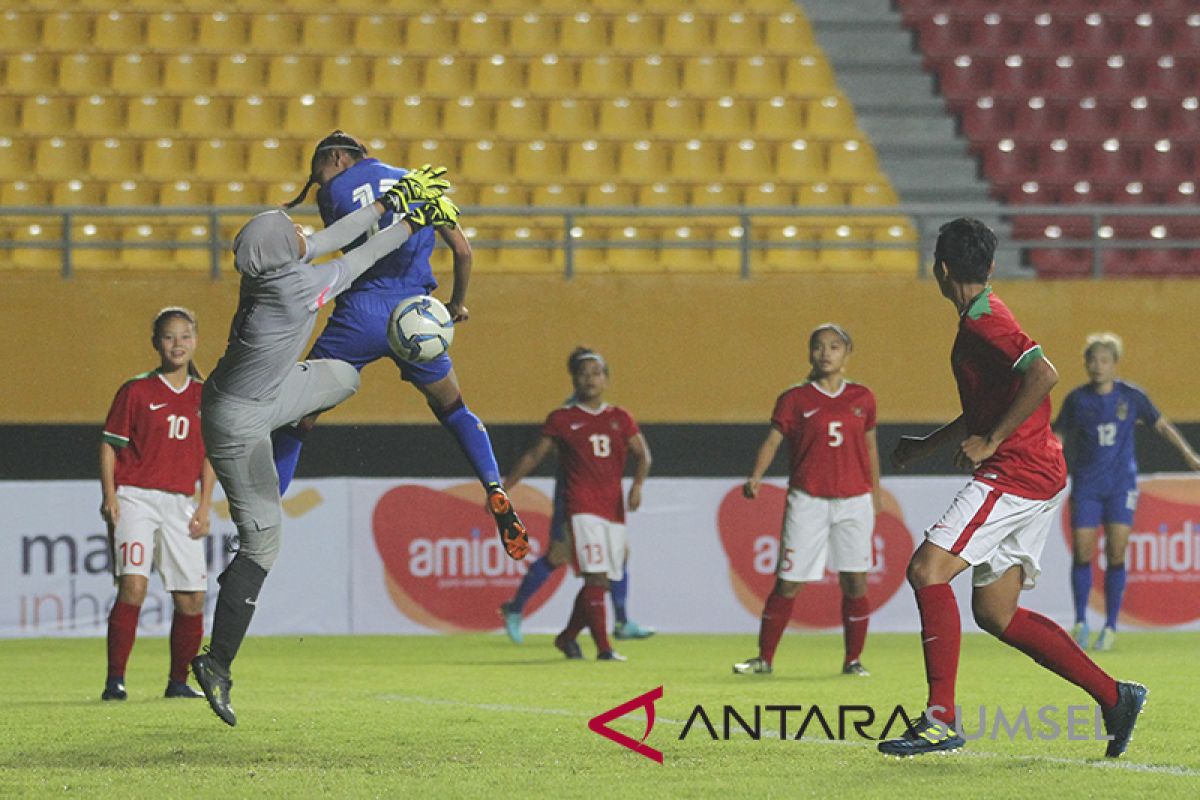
[800,0,904,24]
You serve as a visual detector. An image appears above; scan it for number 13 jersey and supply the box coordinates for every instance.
[542,403,641,523]
[771,381,876,499]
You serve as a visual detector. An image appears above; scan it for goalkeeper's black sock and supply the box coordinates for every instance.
[207,555,268,671]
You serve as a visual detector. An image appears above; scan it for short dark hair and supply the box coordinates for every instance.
[934,217,996,284]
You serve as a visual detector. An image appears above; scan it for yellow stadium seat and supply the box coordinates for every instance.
[174,222,216,272]
[212,181,263,205]
[0,98,15,135]
[612,13,661,55]
[389,95,442,138]
[566,139,616,181]
[531,184,582,205]
[722,139,773,183]
[23,96,71,135]
[514,140,565,180]
[336,96,387,136]
[762,223,821,272]
[407,138,459,171]
[0,11,38,50]
[692,182,743,209]
[195,139,247,178]
[42,13,92,49]
[160,180,210,208]
[403,14,456,56]
[561,224,607,274]
[701,96,753,137]
[302,14,354,54]
[584,182,635,207]
[215,54,266,92]
[355,15,403,53]
[95,11,144,50]
[461,140,512,182]
[617,139,669,182]
[709,223,752,274]
[798,181,846,206]
[111,54,162,93]
[660,225,706,272]
[599,98,649,138]
[1,180,50,205]
[459,13,507,52]
[494,97,544,138]
[267,55,320,94]
[873,223,919,272]
[89,138,139,180]
[106,180,156,207]
[443,96,493,138]
[807,95,858,137]
[197,12,249,50]
[630,55,681,95]
[681,57,734,96]
[755,95,805,138]
[423,55,472,96]
[827,139,880,182]
[637,182,688,207]
[579,56,627,95]
[163,54,214,94]
[0,137,34,177]
[283,95,336,136]
[558,13,609,55]
[734,56,784,96]
[777,138,825,181]
[477,183,526,206]
[650,97,701,137]
[71,222,119,271]
[373,57,422,93]
[475,55,524,96]
[250,13,301,51]
[663,12,710,54]
[445,184,477,207]
[819,223,874,271]
[766,12,816,51]
[785,55,837,96]
[715,13,765,53]
[605,225,660,273]
[547,99,597,139]
[146,13,196,50]
[59,54,110,93]
[11,222,63,271]
[509,13,556,55]
[6,54,56,93]
[528,54,576,97]
[74,95,124,136]
[142,138,192,180]
[247,138,300,178]
[119,224,171,270]
[744,182,794,207]
[849,182,899,207]
[318,54,368,87]
[231,96,283,136]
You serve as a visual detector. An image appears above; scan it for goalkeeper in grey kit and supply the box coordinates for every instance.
[191,165,455,727]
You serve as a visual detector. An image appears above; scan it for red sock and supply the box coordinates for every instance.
[842,594,870,664]
[758,592,795,665]
[169,611,204,684]
[106,601,140,680]
[582,584,611,653]
[561,587,589,640]
[915,584,960,724]
[1000,607,1119,709]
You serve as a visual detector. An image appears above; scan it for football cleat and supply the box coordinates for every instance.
[1102,681,1148,758]
[191,652,236,727]
[164,680,204,699]
[877,715,965,757]
[1071,621,1090,649]
[499,602,524,645]
[554,634,583,660]
[487,485,529,560]
[732,656,772,675]
[101,677,127,701]
[1094,626,1116,652]
[597,650,627,662]
[842,659,870,677]
[613,620,656,640]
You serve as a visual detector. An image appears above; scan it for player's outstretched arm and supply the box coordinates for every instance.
[892,415,966,469]
[304,203,388,262]
[961,355,1059,467]
[743,426,784,498]
[627,433,652,511]
[439,225,473,322]
[1154,416,1200,471]
[503,435,555,490]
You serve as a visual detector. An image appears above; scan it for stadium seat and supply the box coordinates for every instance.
[212,181,262,206]
[402,14,456,56]
[0,179,51,206]
[663,12,711,54]
[715,13,766,53]
[494,97,542,138]
[321,55,370,89]
[508,13,557,55]
[461,140,512,182]
[650,97,702,137]
[630,56,682,95]
[336,96,387,137]
[531,183,583,206]
[475,55,525,96]
[284,95,337,136]
[690,182,740,208]
[599,98,649,138]
[723,139,773,183]
[783,55,838,96]
[611,13,660,54]
[231,96,282,136]
[443,96,493,138]
[249,13,301,51]
[681,57,734,96]
[159,180,209,208]
[672,140,722,182]
[111,54,161,93]
[303,15,353,55]
[528,54,577,96]
[0,11,38,51]
[798,181,846,206]
[89,138,140,180]
[197,12,249,50]
[515,140,564,180]
[558,13,609,55]
[617,139,670,181]
[584,182,636,207]
[42,13,92,49]
[755,96,805,138]
[355,15,403,53]
[59,54,110,93]
[146,13,195,50]
[22,96,71,136]
[423,55,472,96]
[459,13,508,53]
[547,99,598,139]
[659,225,707,272]
[849,182,899,206]
[872,224,920,273]
[247,139,300,178]
[761,223,821,273]
[372,56,423,94]
[267,55,320,94]
[701,96,753,137]
[776,139,825,181]
[564,139,616,181]
[142,138,192,181]
[120,223,172,270]
[765,12,816,51]
[579,56,628,95]
[806,95,859,137]
[818,223,875,271]
[70,222,119,271]
[163,55,214,94]
[0,98,15,136]
[194,139,246,178]
[6,54,56,94]
[215,54,266,93]
[637,182,689,207]
[744,181,794,207]
[0,137,33,178]
[477,183,529,206]
[734,56,784,96]
[1011,97,1066,140]
[74,95,123,136]
[10,222,63,271]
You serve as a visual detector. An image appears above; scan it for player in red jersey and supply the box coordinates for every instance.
[504,348,651,661]
[733,324,880,677]
[99,307,216,701]
[877,218,1146,759]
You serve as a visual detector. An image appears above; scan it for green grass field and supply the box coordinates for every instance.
[2,632,1197,798]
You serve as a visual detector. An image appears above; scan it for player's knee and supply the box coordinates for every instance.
[116,576,148,606]
[773,579,802,598]
[906,558,933,589]
[971,602,1011,637]
[583,573,609,589]
[331,360,361,396]
[235,525,282,572]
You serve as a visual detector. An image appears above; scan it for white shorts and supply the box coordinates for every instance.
[777,489,874,583]
[112,485,208,592]
[571,513,627,581]
[925,480,1067,589]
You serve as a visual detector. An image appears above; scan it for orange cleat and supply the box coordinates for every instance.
[487,485,529,560]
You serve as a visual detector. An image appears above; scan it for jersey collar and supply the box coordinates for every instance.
[571,401,609,415]
[155,370,192,394]
[809,380,846,399]
[961,286,993,321]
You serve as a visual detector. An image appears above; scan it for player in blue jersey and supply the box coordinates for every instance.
[279,131,528,559]
[1054,332,1200,651]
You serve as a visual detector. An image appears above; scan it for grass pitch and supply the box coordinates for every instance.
[1,631,1197,798]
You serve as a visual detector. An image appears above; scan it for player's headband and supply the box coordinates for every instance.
[570,352,607,374]
[283,131,369,209]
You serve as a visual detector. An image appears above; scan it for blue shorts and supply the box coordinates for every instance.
[549,479,568,542]
[309,292,452,386]
[1070,487,1138,528]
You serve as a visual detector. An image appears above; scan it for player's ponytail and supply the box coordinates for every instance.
[152,306,204,380]
[805,323,853,381]
[284,130,370,209]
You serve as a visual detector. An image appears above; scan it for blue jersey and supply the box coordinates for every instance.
[316,157,438,298]
[1055,380,1160,496]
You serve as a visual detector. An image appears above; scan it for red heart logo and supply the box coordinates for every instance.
[373,483,560,631]
[717,484,912,628]
[1061,477,1200,627]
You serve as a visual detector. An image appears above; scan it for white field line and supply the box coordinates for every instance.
[377,694,1200,778]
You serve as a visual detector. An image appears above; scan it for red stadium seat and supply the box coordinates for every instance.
[992,55,1043,97]
[981,140,1031,186]
[960,96,1012,145]
[1091,55,1146,98]
[1029,248,1092,278]
[1040,55,1092,97]
[1013,96,1068,138]
[1145,56,1195,97]
[1116,100,1165,140]
[1066,14,1122,53]
[1017,13,1065,55]
[913,13,963,58]
[1031,140,1084,182]
[937,55,991,105]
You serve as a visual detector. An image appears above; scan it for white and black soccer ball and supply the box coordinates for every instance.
[387,295,455,363]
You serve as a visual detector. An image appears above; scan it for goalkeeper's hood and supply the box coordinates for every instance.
[232,210,301,277]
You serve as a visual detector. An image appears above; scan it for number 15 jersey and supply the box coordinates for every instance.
[542,403,641,524]
[771,381,876,499]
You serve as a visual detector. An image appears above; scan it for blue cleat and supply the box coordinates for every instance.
[1102,681,1148,758]
[499,602,523,644]
[1093,626,1116,652]
[877,715,965,757]
[613,620,656,640]
[1071,621,1090,649]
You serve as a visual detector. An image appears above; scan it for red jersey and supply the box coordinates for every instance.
[952,288,1066,500]
[772,381,876,498]
[542,403,641,523]
[102,371,206,496]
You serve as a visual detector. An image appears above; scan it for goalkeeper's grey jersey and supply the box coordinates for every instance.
[207,204,409,402]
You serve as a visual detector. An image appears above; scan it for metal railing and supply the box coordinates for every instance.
[3,203,1199,280]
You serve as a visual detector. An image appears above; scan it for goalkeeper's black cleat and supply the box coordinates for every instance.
[1102,681,1148,758]
[487,485,529,560]
[191,652,236,727]
[877,715,965,757]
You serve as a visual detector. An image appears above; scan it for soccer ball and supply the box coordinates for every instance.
[387,295,455,363]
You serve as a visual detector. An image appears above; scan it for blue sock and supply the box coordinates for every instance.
[511,556,556,613]
[1104,565,1127,630]
[271,426,307,496]
[1070,563,1092,625]
[611,568,629,625]
[436,399,501,487]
